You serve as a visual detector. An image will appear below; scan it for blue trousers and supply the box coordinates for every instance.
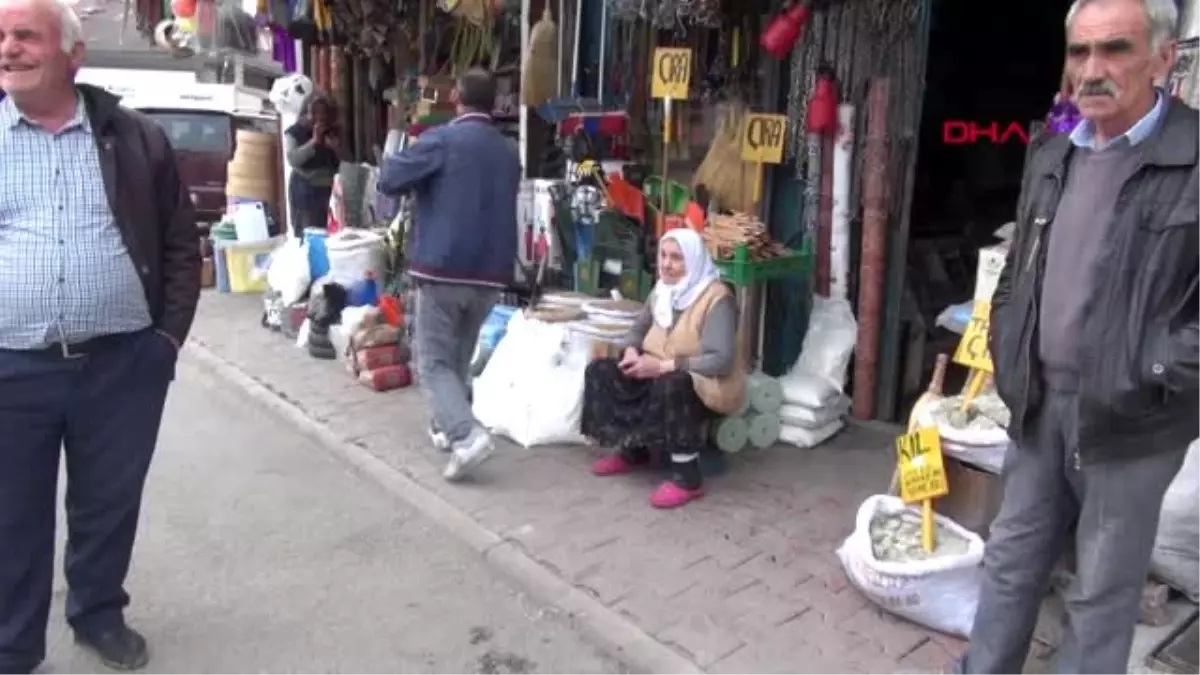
[0,328,176,673]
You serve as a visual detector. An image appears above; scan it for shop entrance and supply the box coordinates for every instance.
[897,0,1074,413]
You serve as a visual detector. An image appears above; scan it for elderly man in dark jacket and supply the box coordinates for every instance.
[378,68,520,483]
[0,0,200,671]
[958,0,1198,673]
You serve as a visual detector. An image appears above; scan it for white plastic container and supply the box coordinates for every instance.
[325,229,387,288]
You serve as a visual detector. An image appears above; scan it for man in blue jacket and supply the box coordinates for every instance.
[379,68,519,481]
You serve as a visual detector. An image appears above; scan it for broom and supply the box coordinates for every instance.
[693,103,760,214]
[521,6,558,108]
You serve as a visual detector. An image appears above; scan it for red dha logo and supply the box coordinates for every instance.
[942,120,1031,145]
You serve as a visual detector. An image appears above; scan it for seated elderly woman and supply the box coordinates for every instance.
[581,228,745,509]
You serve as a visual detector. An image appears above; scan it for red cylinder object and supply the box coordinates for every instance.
[760,4,810,60]
[807,69,838,135]
[172,0,196,18]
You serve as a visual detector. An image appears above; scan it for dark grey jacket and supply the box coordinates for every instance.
[989,97,1198,463]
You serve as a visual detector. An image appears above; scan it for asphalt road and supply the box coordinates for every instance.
[41,358,625,674]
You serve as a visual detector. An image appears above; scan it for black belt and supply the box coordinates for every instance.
[34,331,142,360]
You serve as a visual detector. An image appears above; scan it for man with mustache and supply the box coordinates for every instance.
[956,0,1197,672]
[0,0,200,671]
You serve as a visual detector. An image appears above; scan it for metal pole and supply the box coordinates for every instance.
[597,0,608,104]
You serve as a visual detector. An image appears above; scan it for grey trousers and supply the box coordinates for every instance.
[964,388,1187,674]
[414,282,499,443]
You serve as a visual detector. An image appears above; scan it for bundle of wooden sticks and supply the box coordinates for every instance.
[702,212,790,260]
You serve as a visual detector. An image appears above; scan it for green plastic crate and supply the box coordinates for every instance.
[642,177,691,215]
[574,259,653,301]
[714,241,814,287]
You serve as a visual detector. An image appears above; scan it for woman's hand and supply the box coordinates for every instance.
[623,355,675,379]
[618,347,639,371]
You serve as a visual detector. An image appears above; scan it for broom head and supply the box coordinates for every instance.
[521,7,558,107]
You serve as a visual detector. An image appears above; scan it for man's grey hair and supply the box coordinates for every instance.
[1065,0,1179,50]
[0,0,84,52]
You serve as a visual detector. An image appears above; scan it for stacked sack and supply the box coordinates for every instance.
[347,308,413,392]
[712,371,784,454]
[778,296,858,449]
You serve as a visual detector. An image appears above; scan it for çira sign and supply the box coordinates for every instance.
[942,120,1032,145]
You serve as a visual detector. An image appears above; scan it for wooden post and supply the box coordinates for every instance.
[851,78,891,421]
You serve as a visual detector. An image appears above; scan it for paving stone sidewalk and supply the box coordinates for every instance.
[189,293,967,673]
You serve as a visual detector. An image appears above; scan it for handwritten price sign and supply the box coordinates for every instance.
[651,48,692,100]
[954,300,994,373]
[740,113,787,164]
[895,427,949,504]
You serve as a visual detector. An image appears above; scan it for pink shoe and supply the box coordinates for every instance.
[592,454,635,476]
[650,481,704,509]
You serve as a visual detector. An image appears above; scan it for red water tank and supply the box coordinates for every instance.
[760,4,810,60]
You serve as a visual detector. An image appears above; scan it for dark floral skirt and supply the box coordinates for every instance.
[581,358,712,461]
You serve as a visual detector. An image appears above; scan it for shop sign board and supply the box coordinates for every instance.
[895,427,949,504]
[954,300,995,373]
[651,48,692,100]
[740,113,788,164]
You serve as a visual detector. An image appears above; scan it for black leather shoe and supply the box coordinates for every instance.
[74,625,149,671]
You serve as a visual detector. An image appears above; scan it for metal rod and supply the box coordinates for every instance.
[570,0,583,96]
[597,0,607,104]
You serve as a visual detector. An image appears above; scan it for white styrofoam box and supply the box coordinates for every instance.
[974,244,1009,303]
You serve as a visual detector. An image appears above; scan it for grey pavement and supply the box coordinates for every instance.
[187,292,970,673]
[41,358,626,674]
[182,292,1195,674]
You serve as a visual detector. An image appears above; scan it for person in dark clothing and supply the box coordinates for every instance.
[284,90,340,237]
[956,0,1198,673]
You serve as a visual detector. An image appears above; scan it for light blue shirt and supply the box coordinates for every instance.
[0,94,152,350]
[1069,90,1166,150]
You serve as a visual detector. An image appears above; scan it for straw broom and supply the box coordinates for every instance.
[692,103,760,213]
[521,7,558,108]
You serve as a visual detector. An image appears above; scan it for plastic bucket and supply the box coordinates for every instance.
[225,236,283,294]
[304,228,331,280]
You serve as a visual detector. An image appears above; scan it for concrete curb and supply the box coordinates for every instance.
[184,341,702,675]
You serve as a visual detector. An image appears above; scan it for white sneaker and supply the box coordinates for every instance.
[443,427,494,481]
[428,424,451,452]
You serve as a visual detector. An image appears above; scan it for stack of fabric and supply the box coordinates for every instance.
[712,371,784,453]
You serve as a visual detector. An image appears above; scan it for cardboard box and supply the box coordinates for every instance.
[974,244,1009,302]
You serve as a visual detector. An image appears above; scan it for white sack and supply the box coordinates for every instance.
[266,238,312,306]
[472,312,588,447]
[837,495,986,637]
[787,295,858,392]
[779,419,844,449]
[779,397,849,429]
[1150,439,1199,601]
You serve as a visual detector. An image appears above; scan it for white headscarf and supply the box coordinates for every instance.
[652,228,722,328]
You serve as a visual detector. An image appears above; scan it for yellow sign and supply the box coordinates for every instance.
[740,113,788,164]
[954,300,994,373]
[896,427,949,503]
[651,48,692,100]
